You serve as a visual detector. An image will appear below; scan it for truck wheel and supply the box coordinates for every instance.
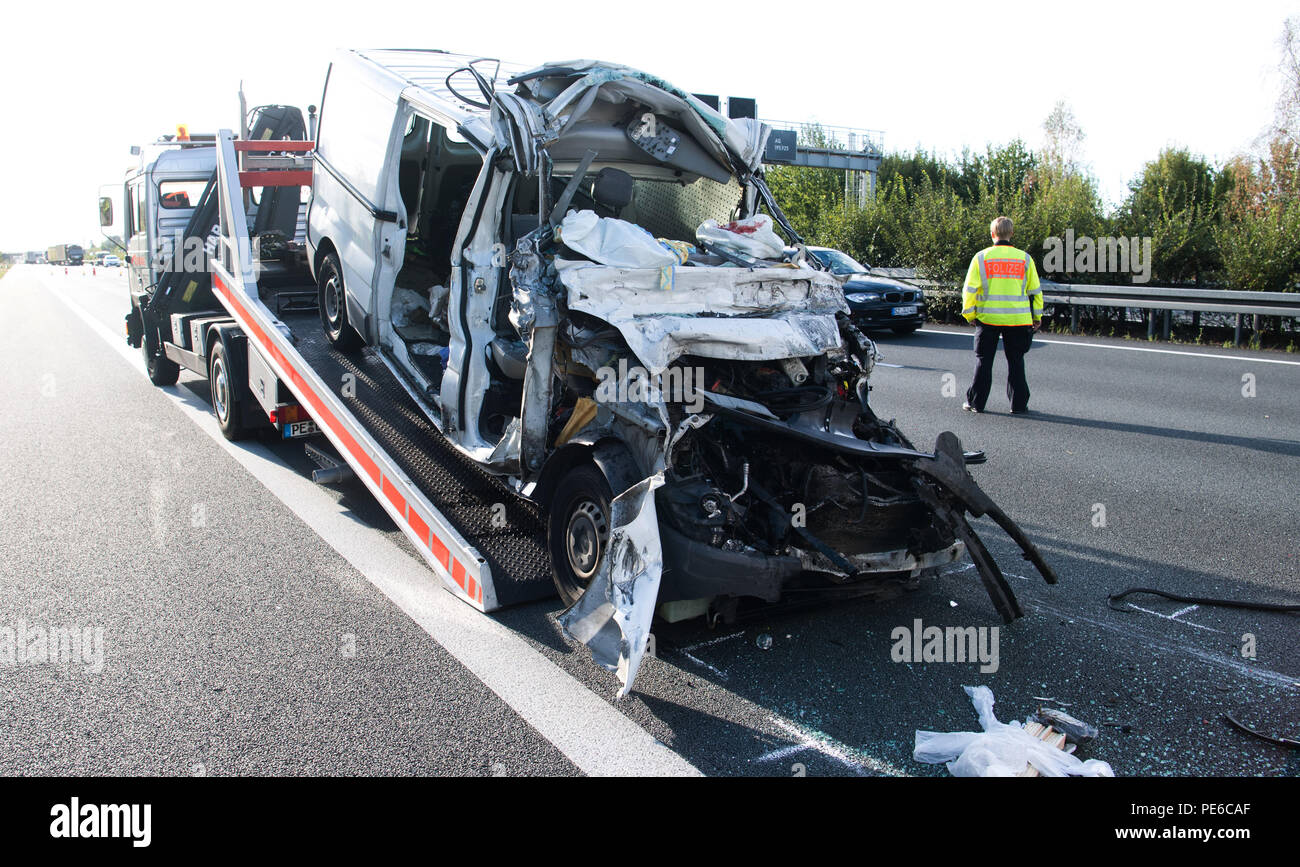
[547,463,613,607]
[318,252,361,351]
[209,341,249,440]
[141,328,180,387]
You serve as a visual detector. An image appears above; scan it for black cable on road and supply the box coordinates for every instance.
[1224,714,1300,750]
[1107,586,1300,613]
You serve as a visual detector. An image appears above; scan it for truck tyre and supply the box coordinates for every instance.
[547,462,613,607]
[318,252,361,351]
[142,327,180,387]
[209,341,249,440]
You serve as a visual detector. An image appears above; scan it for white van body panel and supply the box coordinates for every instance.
[307,50,506,446]
[308,52,409,341]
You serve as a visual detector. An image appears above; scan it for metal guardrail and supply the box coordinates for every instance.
[869,268,1300,346]
[1042,283,1300,344]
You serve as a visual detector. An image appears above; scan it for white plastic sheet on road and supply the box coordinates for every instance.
[914,686,1115,777]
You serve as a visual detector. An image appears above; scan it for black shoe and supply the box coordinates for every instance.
[962,402,982,413]
[1010,407,1031,415]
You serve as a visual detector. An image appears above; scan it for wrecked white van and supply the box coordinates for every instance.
[307,51,1056,694]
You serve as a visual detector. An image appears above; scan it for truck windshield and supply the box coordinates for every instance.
[158,179,209,209]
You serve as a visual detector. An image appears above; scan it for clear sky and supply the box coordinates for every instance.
[1,0,1294,252]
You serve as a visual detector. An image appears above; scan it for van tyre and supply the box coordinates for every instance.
[547,463,613,607]
[318,252,362,351]
[142,327,180,386]
[209,341,249,440]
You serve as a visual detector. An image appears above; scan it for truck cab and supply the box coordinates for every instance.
[111,109,320,442]
[121,142,217,296]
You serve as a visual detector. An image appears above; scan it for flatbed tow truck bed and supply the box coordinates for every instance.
[204,129,558,614]
[282,309,553,606]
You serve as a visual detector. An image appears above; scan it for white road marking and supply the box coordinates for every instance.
[677,650,729,680]
[679,632,744,652]
[43,275,701,778]
[919,328,1300,366]
[1169,604,1200,619]
[757,717,907,777]
[1030,601,1295,690]
[1122,603,1223,633]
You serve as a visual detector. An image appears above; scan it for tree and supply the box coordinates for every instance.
[981,140,1039,212]
[1042,100,1086,180]
[1275,17,1300,148]
[1115,148,1221,285]
[1217,198,1300,292]
[876,149,952,201]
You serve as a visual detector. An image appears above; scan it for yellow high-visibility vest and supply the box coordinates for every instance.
[962,243,1042,326]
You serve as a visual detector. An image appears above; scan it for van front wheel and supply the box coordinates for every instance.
[318,252,361,351]
[547,463,613,608]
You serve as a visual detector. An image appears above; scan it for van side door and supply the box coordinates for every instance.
[309,59,405,343]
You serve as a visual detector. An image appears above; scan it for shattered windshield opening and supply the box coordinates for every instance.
[551,171,745,244]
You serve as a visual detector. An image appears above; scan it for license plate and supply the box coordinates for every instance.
[284,420,319,439]
[892,305,918,316]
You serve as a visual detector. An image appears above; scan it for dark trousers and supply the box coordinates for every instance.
[966,322,1033,412]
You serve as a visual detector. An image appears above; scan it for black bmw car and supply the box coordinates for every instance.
[808,246,927,335]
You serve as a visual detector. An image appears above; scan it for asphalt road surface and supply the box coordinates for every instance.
[2,264,1297,777]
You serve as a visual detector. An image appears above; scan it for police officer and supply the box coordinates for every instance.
[962,216,1042,414]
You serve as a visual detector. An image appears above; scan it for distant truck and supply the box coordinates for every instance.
[25,252,39,264]
[47,244,84,266]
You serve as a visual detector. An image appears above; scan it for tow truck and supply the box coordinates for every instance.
[109,52,1057,697]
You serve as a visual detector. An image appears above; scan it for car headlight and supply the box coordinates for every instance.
[846,292,881,303]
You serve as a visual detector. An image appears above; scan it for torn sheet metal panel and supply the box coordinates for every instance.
[595,311,843,375]
[792,541,967,577]
[505,61,769,175]
[562,265,848,373]
[557,473,666,698]
[560,264,847,316]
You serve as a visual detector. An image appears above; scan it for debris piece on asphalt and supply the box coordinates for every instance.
[1027,707,1099,745]
[913,686,1115,777]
